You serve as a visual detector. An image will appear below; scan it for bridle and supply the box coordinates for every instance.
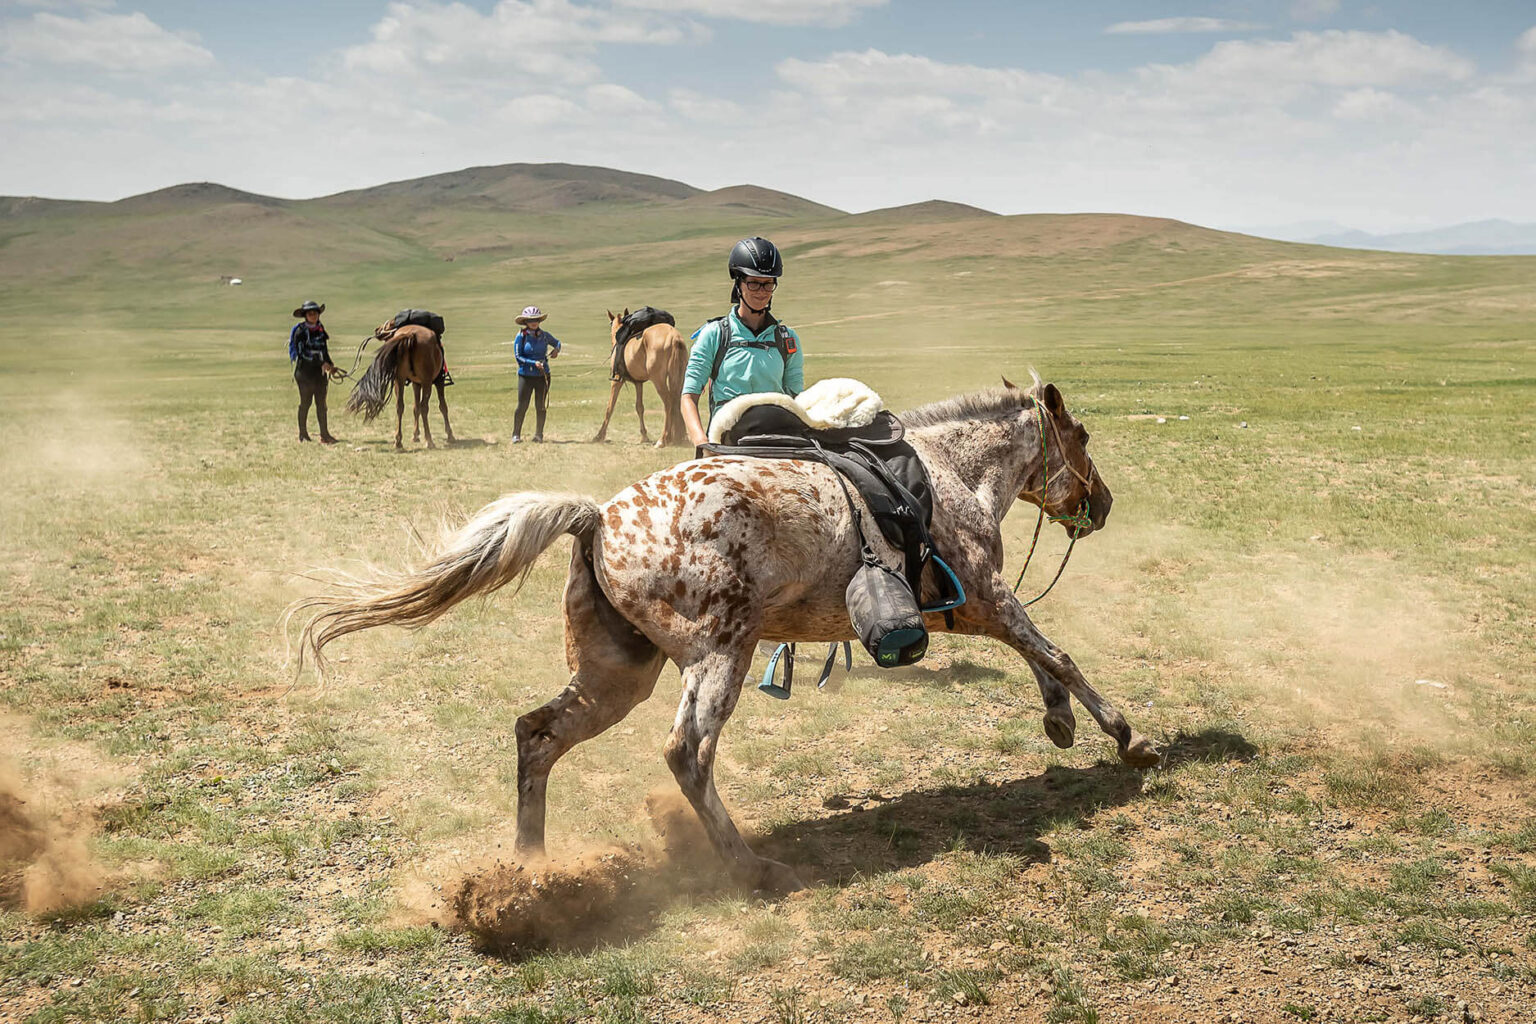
[1012,402,1095,607]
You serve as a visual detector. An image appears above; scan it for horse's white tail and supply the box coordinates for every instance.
[294,493,600,676]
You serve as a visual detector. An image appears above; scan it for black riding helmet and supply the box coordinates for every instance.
[728,236,783,309]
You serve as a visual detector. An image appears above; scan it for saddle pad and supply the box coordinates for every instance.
[708,378,885,444]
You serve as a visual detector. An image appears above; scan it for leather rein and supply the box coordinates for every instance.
[1012,406,1095,607]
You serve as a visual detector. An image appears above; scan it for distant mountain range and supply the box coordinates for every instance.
[1234,218,1536,255]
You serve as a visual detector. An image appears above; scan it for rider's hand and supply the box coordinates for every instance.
[322,362,335,375]
[548,349,559,359]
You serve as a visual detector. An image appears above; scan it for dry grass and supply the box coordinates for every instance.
[2,194,1534,1021]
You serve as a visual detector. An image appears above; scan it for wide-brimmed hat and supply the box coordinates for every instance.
[515,305,547,325]
[293,300,325,317]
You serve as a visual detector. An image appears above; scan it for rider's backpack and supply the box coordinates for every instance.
[615,306,675,348]
[706,314,797,399]
[392,309,446,337]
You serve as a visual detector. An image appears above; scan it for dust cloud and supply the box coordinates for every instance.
[1063,522,1476,749]
[403,788,717,956]
[0,760,108,915]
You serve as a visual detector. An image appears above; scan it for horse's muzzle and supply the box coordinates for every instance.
[1087,476,1113,532]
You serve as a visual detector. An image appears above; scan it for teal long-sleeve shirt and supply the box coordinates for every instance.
[683,310,804,416]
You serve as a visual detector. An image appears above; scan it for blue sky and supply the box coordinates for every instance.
[3,1,1534,231]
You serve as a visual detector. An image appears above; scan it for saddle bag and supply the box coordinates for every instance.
[846,546,928,668]
[392,309,446,337]
[616,306,674,347]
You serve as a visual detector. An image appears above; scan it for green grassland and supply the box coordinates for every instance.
[2,165,1534,1023]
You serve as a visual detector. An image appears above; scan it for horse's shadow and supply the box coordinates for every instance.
[344,437,493,453]
[463,727,1256,959]
[757,727,1256,883]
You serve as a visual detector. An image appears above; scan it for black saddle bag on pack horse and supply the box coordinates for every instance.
[392,309,446,336]
[614,306,674,347]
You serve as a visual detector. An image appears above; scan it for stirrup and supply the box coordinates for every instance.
[817,642,852,688]
[920,555,967,614]
[759,643,794,699]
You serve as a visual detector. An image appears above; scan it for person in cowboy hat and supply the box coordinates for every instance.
[680,236,803,447]
[288,300,337,443]
[511,305,560,443]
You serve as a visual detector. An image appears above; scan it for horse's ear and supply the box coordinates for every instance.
[1001,375,1018,390]
[623,308,630,319]
[1042,382,1066,417]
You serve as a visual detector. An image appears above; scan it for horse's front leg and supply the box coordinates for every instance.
[633,383,650,444]
[665,647,804,893]
[972,576,1159,768]
[436,382,455,443]
[593,379,623,442]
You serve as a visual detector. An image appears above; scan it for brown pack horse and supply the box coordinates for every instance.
[593,310,687,447]
[346,322,456,450]
[299,377,1159,892]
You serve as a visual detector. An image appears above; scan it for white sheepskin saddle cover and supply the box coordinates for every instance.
[708,378,884,443]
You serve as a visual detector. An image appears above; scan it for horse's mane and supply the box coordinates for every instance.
[901,384,1037,430]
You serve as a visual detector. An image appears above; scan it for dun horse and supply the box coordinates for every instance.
[300,377,1159,891]
[346,321,456,450]
[593,310,687,447]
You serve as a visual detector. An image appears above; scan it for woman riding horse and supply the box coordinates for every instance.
[299,376,1159,893]
[680,237,803,447]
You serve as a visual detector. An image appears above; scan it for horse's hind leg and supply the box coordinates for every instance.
[514,543,665,858]
[633,384,650,444]
[394,380,406,450]
[416,383,435,448]
[665,646,804,893]
[436,382,455,443]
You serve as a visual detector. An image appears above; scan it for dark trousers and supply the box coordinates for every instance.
[513,374,549,439]
[295,364,332,441]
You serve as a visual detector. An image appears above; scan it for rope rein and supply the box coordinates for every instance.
[1012,407,1092,607]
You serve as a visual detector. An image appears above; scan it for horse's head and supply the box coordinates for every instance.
[606,309,629,342]
[1008,375,1113,535]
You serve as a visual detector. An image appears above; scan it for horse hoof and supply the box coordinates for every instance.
[1119,735,1162,769]
[1043,710,1076,749]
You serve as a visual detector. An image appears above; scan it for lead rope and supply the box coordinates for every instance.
[1012,409,1093,607]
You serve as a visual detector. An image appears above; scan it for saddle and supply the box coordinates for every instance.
[700,381,965,696]
[611,307,675,382]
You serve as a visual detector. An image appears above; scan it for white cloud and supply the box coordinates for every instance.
[342,0,700,78]
[614,0,886,27]
[1519,25,1536,62]
[1147,30,1475,91]
[1331,87,1409,121]
[1106,18,1264,35]
[0,10,214,73]
[2,15,1531,233]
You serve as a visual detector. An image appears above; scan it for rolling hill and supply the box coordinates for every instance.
[3,161,1534,337]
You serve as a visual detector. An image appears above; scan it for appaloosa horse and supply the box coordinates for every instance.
[593,310,687,447]
[299,377,1158,892]
[346,321,456,450]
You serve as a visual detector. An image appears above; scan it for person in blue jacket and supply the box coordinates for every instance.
[289,300,337,443]
[680,237,804,446]
[511,306,560,443]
